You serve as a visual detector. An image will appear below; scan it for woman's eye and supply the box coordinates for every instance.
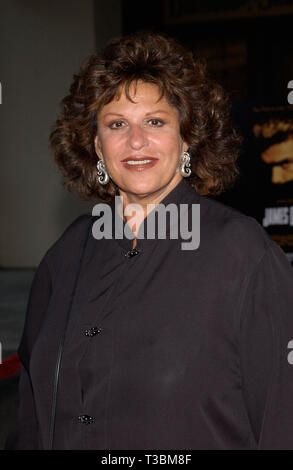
[148,119,164,127]
[109,121,125,129]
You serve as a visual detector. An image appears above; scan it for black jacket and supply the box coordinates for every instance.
[5,179,293,449]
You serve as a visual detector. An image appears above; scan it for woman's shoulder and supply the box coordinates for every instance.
[194,195,293,286]
[42,213,93,275]
[198,195,275,264]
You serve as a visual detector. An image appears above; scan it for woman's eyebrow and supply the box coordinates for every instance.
[145,110,169,116]
[102,112,124,117]
[101,110,170,118]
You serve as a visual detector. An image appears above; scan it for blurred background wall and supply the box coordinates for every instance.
[0,0,122,267]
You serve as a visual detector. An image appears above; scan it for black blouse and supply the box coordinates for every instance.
[5,178,293,449]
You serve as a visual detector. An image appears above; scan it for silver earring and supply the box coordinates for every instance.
[96,158,109,185]
[180,151,191,178]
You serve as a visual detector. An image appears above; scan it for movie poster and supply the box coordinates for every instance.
[246,105,293,266]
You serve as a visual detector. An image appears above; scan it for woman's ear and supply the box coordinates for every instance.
[94,135,102,159]
[182,140,189,154]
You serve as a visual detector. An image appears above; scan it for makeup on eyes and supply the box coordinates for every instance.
[108,118,166,129]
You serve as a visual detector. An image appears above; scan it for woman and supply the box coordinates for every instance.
[6,32,293,450]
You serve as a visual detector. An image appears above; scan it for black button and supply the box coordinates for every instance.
[78,414,95,425]
[125,248,140,258]
[84,327,102,337]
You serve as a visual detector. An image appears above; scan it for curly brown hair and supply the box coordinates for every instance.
[50,31,242,202]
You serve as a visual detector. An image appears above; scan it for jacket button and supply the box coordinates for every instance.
[84,327,102,337]
[125,248,140,258]
[78,414,95,425]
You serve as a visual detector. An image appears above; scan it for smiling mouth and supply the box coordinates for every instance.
[124,159,154,165]
[121,158,158,171]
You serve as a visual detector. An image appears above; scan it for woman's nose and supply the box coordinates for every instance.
[128,124,148,150]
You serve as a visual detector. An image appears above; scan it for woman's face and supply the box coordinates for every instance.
[95,81,188,201]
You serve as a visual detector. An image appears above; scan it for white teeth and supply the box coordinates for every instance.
[125,160,153,165]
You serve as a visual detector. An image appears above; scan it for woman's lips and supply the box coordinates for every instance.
[121,158,158,171]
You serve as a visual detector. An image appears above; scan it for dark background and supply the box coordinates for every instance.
[122,0,293,104]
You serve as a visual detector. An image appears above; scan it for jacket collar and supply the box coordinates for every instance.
[109,178,200,252]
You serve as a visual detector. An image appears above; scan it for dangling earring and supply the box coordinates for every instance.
[180,151,191,178]
[96,158,109,185]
